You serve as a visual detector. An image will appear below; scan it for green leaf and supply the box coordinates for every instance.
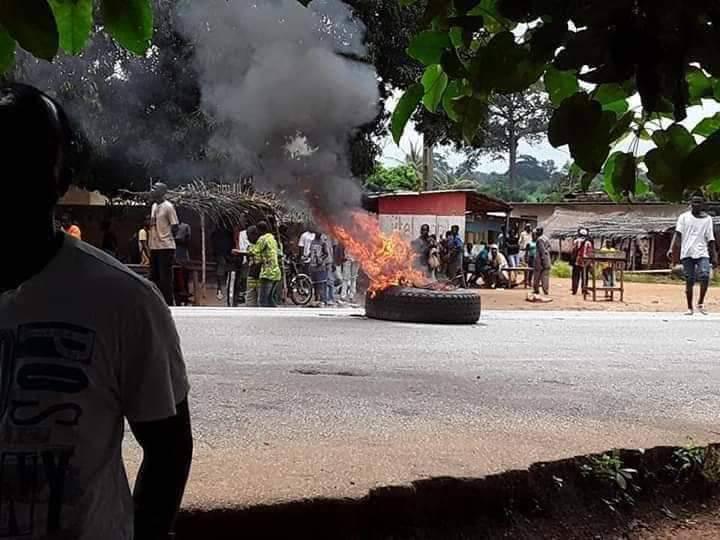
[548,92,602,147]
[102,0,153,56]
[469,0,511,34]
[399,0,418,5]
[469,31,543,94]
[0,0,59,61]
[603,152,622,201]
[635,178,650,196]
[544,67,579,107]
[594,84,629,114]
[579,171,594,192]
[687,66,714,101]
[708,178,720,193]
[458,96,486,143]
[49,0,93,54]
[0,26,16,73]
[442,80,463,122]
[684,130,720,188]
[609,152,637,195]
[692,113,720,138]
[421,64,449,113]
[441,48,467,78]
[609,111,634,143]
[391,83,424,145]
[645,124,698,197]
[407,30,451,66]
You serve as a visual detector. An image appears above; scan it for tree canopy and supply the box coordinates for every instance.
[391,0,720,201]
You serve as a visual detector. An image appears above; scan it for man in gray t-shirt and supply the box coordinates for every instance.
[0,84,192,540]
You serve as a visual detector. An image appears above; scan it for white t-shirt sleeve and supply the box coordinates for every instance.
[120,285,189,423]
[168,203,179,227]
[675,214,686,236]
[706,217,715,242]
[138,229,147,242]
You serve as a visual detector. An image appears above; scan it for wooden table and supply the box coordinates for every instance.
[582,254,626,302]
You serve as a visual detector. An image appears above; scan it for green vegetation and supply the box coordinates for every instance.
[580,452,639,512]
[391,1,720,201]
[550,261,571,279]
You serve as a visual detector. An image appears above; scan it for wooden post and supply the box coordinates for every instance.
[200,213,207,291]
[423,143,434,191]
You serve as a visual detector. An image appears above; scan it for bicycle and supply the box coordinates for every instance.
[286,256,342,306]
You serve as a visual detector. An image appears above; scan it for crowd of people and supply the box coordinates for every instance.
[411,223,553,299]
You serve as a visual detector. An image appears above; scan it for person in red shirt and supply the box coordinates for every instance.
[571,228,593,295]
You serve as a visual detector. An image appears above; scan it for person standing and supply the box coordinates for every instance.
[323,234,337,305]
[253,221,282,307]
[447,226,464,284]
[138,217,151,265]
[571,228,593,295]
[245,225,261,307]
[519,223,533,265]
[341,246,360,302]
[533,226,552,298]
[308,232,330,307]
[174,220,192,264]
[149,182,179,305]
[525,234,537,288]
[506,227,521,268]
[298,227,315,261]
[211,226,234,302]
[668,194,718,315]
[0,83,192,540]
[101,220,118,257]
[411,224,433,277]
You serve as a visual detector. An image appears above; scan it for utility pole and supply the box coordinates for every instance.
[422,142,434,192]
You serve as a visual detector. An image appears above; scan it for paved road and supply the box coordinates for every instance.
[124,308,720,509]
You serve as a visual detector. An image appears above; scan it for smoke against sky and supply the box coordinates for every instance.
[176,0,380,214]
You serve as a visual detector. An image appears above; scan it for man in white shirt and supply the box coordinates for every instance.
[0,84,192,540]
[149,183,179,305]
[668,194,718,315]
[298,229,316,261]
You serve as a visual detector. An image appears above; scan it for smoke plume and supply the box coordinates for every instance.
[176,0,380,216]
[15,0,380,214]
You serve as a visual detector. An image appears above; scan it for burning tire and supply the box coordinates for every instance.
[365,286,481,325]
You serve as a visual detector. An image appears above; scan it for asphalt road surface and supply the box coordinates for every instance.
[123,308,720,509]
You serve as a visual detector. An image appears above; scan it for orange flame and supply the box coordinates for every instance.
[319,210,428,294]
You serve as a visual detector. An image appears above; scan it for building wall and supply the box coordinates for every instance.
[377,192,468,240]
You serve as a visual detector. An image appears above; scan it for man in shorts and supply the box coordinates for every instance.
[668,194,718,315]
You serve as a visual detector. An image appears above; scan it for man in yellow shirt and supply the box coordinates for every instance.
[251,221,282,307]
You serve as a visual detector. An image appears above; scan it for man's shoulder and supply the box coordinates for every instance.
[64,237,161,300]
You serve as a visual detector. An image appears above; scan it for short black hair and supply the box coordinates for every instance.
[0,84,77,204]
[257,221,270,235]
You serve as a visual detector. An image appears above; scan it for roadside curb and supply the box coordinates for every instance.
[176,443,720,539]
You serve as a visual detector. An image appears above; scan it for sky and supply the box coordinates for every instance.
[379,93,720,175]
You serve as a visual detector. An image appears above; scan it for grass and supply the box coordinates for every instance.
[551,261,571,279]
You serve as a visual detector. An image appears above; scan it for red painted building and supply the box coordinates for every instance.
[366,189,511,244]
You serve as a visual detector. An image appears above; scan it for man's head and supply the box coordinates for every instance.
[451,225,460,236]
[144,216,152,228]
[535,226,544,237]
[151,182,169,202]
[257,221,270,236]
[524,223,532,232]
[579,227,589,238]
[490,245,498,256]
[247,225,260,244]
[690,193,705,215]
[0,84,76,219]
[445,230,453,239]
[420,224,430,238]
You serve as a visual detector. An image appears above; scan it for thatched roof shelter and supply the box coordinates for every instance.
[545,208,720,240]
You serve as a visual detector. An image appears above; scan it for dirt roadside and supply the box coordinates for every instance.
[480,277,720,313]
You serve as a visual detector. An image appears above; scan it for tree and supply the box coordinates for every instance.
[390,0,720,202]
[481,89,551,189]
[0,0,153,70]
[364,164,420,192]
